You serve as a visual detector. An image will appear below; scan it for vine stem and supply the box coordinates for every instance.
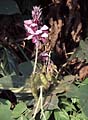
[40,86,47,120]
[32,43,38,75]
[32,86,46,120]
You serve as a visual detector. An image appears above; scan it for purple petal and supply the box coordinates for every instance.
[41,33,48,38]
[31,23,37,27]
[35,30,42,35]
[41,37,46,43]
[41,25,48,31]
[24,24,34,34]
[32,37,37,43]
[24,20,32,25]
[39,52,49,61]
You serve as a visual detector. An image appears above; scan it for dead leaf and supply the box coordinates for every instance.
[79,65,88,80]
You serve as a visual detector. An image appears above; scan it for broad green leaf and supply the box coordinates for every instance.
[78,85,88,117]
[75,113,88,120]
[52,75,75,95]
[69,40,88,62]
[41,111,52,120]
[2,48,19,75]
[65,84,79,98]
[18,61,33,77]
[17,115,28,120]
[61,101,76,112]
[0,74,26,88]
[80,40,88,55]
[0,75,14,88]
[0,99,11,108]
[44,95,59,110]
[0,103,13,120]
[0,0,20,14]
[54,109,69,120]
[12,102,27,118]
[81,78,88,85]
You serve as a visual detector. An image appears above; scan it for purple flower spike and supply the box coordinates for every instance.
[24,6,48,44]
[32,6,42,24]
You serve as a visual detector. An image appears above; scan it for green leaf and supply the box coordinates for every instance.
[65,84,79,98]
[17,115,28,120]
[0,74,27,88]
[18,61,33,77]
[69,40,88,62]
[54,109,69,120]
[0,0,20,14]
[41,111,52,120]
[61,101,76,112]
[12,102,27,118]
[0,99,11,108]
[75,113,88,120]
[0,75,14,88]
[81,78,88,85]
[2,48,19,75]
[78,85,88,117]
[0,103,13,120]
[52,75,76,95]
[44,95,59,110]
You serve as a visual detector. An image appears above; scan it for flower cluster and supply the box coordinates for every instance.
[39,52,49,62]
[24,6,48,44]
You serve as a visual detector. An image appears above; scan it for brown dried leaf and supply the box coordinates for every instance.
[49,19,59,49]
[79,65,88,80]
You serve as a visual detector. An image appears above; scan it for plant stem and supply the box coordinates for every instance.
[32,95,41,119]
[33,44,38,75]
[40,86,46,120]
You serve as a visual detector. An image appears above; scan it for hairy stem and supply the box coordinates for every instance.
[33,44,38,75]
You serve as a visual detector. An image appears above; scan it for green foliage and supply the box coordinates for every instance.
[70,40,88,62]
[54,109,69,120]
[0,99,13,120]
[18,61,33,77]
[0,0,20,14]
[0,1,88,120]
[2,48,18,75]
[41,111,52,120]
[12,102,27,118]
[78,84,88,117]
[0,99,32,120]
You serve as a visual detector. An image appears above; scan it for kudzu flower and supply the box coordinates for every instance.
[32,6,42,24]
[39,52,49,62]
[24,6,48,44]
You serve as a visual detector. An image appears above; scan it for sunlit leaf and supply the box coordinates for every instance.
[40,73,49,89]
[54,109,69,120]
[0,74,27,88]
[0,101,13,120]
[41,111,52,120]
[17,115,28,120]
[12,102,27,118]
